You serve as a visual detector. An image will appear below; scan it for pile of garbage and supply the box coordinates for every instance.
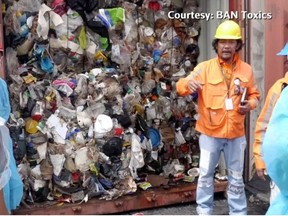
[4,0,201,206]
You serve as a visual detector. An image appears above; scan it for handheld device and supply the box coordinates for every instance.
[240,87,247,105]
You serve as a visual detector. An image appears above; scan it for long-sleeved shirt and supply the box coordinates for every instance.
[253,72,288,170]
[176,54,260,139]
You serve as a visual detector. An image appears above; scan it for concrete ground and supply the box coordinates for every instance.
[245,172,270,203]
[123,190,269,215]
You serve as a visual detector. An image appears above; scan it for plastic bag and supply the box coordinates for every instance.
[5,48,19,75]
[111,43,131,66]
[78,26,88,49]
[123,2,138,43]
[12,0,41,13]
[129,134,145,179]
[102,137,123,157]
[54,10,84,38]
[3,7,21,35]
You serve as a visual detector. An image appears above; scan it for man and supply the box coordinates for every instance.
[262,85,288,215]
[253,42,288,203]
[176,20,260,215]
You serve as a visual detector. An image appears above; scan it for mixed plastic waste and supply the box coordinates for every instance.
[3,0,208,208]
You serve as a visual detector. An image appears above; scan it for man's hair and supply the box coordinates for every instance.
[212,39,243,53]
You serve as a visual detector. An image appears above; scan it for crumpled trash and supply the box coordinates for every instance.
[147,174,169,187]
[50,154,66,176]
[94,114,113,138]
[129,134,145,179]
[75,147,92,172]
[103,137,123,157]
[3,0,202,207]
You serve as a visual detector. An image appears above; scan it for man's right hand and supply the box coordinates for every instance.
[188,79,203,93]
[256,168,267,181]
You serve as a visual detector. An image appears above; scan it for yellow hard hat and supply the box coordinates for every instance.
[214,20,241,39]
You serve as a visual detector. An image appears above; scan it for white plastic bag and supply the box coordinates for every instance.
[129,134,145,179]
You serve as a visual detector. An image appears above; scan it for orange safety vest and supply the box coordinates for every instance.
[253,72,288,170]
[176,54,260,139]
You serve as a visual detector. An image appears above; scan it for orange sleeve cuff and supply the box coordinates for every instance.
[176,78,192,96]
[254,156,266,170]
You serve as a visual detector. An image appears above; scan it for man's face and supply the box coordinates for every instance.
[217,39,238,63]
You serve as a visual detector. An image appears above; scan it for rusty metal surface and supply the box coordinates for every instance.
[13,181,227,215]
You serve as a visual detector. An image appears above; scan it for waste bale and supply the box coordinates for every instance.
[3,0,202,207]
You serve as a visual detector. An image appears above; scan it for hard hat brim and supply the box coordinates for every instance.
[214,35,241,40]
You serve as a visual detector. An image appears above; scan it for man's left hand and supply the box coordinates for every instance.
[238,100,251,115]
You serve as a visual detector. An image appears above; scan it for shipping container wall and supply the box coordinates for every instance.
[198,0,229,62]
[265,0,288,90]
[246,0,266,181]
